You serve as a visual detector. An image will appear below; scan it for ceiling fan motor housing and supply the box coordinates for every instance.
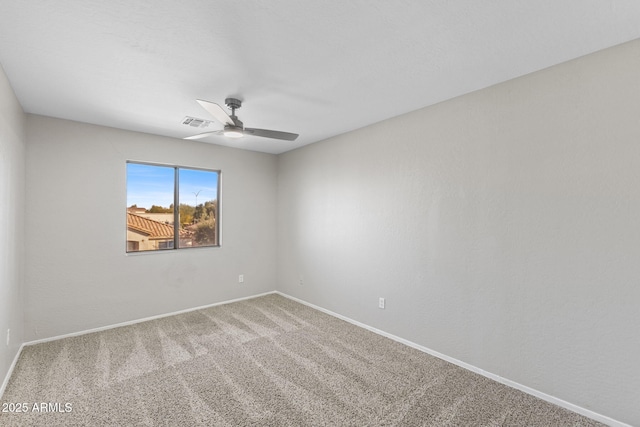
[225,97,242,110]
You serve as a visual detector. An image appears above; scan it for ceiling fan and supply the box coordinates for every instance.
[184,97,299,141]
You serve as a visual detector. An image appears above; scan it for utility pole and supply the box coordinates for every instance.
[193,190,202,222]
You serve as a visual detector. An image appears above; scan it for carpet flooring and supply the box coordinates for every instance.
[1,294,603,426]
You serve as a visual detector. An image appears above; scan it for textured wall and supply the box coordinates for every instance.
[0,64,25,391]
[24,116,278,340]
[277,40,640,425]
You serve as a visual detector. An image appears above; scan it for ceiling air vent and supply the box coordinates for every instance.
[182,116,214,129]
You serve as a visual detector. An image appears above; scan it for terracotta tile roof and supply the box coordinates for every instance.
[127,212,174,239]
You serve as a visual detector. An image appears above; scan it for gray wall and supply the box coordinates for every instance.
[0,65,25,390]
[4,37,639,425]
[277,39,640,425]
[24,116,278,340]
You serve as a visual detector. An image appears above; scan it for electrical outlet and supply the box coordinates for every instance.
[238,274,244,283]
[6,329,9,346]
[299,276,304,286]
[378,298,385,309]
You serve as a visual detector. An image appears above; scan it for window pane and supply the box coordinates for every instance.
[126,163,175,252]
[178,168,219,248]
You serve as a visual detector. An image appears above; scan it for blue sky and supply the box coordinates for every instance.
[126,163,219,209]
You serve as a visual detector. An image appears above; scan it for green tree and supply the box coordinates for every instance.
[193,199,217,223]
[204,200,217,220]
[147,205,172,213]
[179,204,195,225]
[194,218,216,245]
[193,204,204,222]
[192,205,216,245]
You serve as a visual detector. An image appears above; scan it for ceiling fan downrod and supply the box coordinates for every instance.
[225,98,242,119]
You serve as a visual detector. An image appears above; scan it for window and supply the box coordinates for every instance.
[126,162,220,252]
[158,241,174,249]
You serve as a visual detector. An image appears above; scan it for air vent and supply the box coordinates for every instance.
[182,116,214,129]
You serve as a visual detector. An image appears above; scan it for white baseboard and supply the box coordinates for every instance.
[24,291,277,346]
[0,343,26,400]
[3,292,277,399]
[275,292,630,427]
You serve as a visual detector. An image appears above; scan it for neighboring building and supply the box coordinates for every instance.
[127,206,174,225]
[127,206,147,215]
[126,212,175,251]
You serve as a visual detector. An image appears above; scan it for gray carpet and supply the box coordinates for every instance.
[1,294,602,426]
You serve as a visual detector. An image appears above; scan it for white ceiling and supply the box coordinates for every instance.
[1,1,639,155]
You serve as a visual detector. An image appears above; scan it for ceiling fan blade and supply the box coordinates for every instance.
[196,99,234,126]
[183,130,221,140]
[244,128,299,141]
